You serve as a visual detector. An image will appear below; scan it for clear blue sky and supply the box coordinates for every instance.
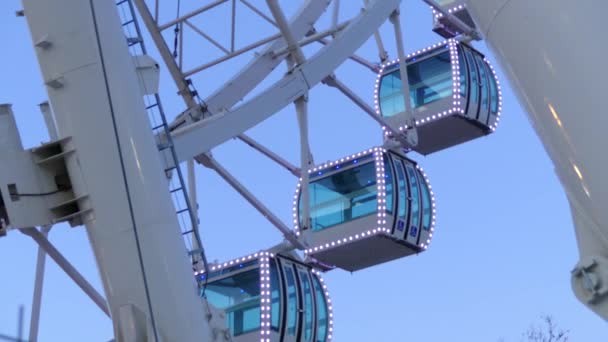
[0,1,605,341]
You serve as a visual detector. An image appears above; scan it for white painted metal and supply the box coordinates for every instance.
[464,0,608,319]
[295,96,312,230]
[38,102,58,140]
[237,134,301,177]
[172,0,402,162]
[20,228,110,317]
[28,225,51,342]
[171,0,332,127]
[196,153,303,249]
[21,0,210,340]
[389,9,418,147]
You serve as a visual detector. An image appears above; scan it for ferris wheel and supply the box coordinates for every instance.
[1,0,606,341]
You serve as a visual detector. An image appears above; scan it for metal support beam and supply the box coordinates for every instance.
[195,154,305,250]
[323,74,406,142]
[132,0,199,110]
[171,0,401,162]
[20,228,110,318]
[294,96,312,230]
[237,134,300,177]
[317,37,378,72]
[266,0,306,65]
[273,21,350,56]
[390,9,418,147]
[158,0,229,31]
[29,225,52,342]
[364,0,389,62]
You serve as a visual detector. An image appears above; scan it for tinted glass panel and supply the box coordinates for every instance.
[485,61,499,114]
[270,261,281,331]
[206,269,260,336]
[463,48,479,111]
[383,156,394,215]
[303,162,377,231]
[284,266,298,336]
[312,275,328,342]
[299,271,314,341]
[475,53,490,116]
[418,169,432,231]
[458,47,468,98]
[379,49,453,118]
[405,164,420,232]
[394,159,409,232]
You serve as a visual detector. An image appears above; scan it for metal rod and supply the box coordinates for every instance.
[187,159,202,269]
[390,10,418,146]
[332,0,340,31]
[422,0,479,39]
[29,225,52,342]
[20,228,110,318]
[154,0,159,23]
[317,37,377,72]
[273,21,350,56]
[231,0,237,52]
[294,96,312,231]
[266,0,305,65]
[195,154,305,249]
[185,20,230,54]
[323,74,406,141]
[159,0,229,31]
[240,0,277,27]
[364,0,388,61]
[179,22,184,71]
[132,0,199,109]
[237,134,300,177]
[184,33,281,76]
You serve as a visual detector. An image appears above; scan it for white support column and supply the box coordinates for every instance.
[21,1,211,340]
[28,225,52,342]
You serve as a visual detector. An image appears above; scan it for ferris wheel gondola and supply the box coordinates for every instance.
[375,39,502,155]
[196,252,333,342]
[294,147,436,272]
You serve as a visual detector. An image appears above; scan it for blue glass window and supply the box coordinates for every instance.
[379,50,453,118]
[206,269,260,337]
[463,48,479,112]
[405,164,420,232]
[458,47,468,98]
[312,275,328,342]
[417,169,432,231]
[270,261,281,331]
[303,161,378,231]
[383,156,394,215]
[484,61,499,115]
[475,53,490,115]
[284,266,297,336]
[394,159,409,230]
[299,271,314,341]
